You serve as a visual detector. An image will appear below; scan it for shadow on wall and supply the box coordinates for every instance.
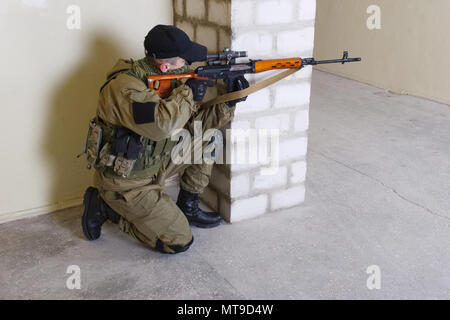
[42,33,122,227]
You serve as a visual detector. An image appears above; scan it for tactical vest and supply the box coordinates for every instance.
[94,118,176,179]
[83,58,186,180]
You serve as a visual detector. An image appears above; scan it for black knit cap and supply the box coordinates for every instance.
[144,25,207,63]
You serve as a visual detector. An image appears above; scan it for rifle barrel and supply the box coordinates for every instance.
[315,57,361,64]
[302,56,361,66]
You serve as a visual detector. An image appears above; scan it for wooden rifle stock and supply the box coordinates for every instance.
[147,73,209,98]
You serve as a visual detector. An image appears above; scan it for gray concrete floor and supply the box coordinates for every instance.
[1,70,449,299]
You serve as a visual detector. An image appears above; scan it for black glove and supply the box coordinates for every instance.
[185,79,215,102]
[225,75,250,107]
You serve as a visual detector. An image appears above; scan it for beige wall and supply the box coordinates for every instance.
[314,0,450,105]
[0,0,172,222]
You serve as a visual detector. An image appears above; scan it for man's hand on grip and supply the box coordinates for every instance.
[225,75,249,107]
[185,79,215,102]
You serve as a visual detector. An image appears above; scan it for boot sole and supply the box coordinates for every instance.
[81,187,98,241]
[189,220,222,229]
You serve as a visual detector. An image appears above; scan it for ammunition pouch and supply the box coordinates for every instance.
[82,119,103,169]
[82,117,177,179]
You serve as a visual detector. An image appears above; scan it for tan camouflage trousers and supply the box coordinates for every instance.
[93,106,229,253]
[94,159,212,253]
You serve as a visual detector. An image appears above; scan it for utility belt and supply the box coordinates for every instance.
[81,117,176,179]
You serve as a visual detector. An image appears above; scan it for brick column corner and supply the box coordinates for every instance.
[173,0,316,223]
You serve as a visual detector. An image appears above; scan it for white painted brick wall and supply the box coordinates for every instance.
[271,185,305,210]
[231,120,251,130]
[230,162,261,173]
[298,0,316,20]
[231,194,268,222]
[230,173,251,197]
[279,137,308,160]
[255,0,294,25]
[294,65,313,80]
[277,27,315,55]
[226,0,314,221]
[227,134,260,166]
[294,109,309,132]
[255,113,291,135]
[231,0,254,28]
[234,88,271,115]
[233,32,273,57]
[253,166,287,190]
[290,161,307,184]
[274,82,311,108]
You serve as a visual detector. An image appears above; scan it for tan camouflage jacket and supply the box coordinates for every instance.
[96,58,235,142]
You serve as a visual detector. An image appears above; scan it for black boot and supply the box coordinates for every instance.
[176,189,222,228]
[81,187,120,240]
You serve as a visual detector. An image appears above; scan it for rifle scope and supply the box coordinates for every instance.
[206,48,247,61]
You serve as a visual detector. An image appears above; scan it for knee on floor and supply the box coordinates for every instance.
[155,236,194,254]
